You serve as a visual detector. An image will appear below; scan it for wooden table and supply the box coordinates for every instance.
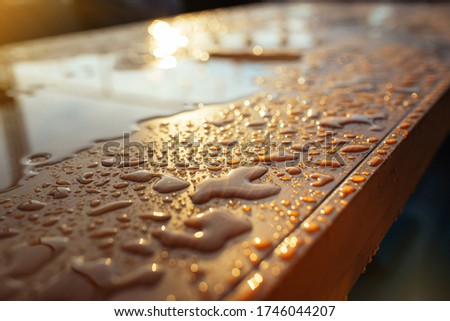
[0,2,449,300]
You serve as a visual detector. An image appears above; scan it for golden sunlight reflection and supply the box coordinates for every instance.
[148,20,189,69]
[247,273,264,291]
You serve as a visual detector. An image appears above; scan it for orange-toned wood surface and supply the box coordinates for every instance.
[0,3,449,300]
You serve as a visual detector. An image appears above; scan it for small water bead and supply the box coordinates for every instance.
[300,197,317,203]
[253,237,272,249]
[302,221,320,233]
[24,153,52,165]
[351,175,366,183]
[320,205,334,215]
[113,182,129,189]
[256,152,299,163]
[77,172,94,184]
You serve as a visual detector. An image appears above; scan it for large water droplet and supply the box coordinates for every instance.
[87,200,133,216]
[190,166,280,204]
[152,209,252,252]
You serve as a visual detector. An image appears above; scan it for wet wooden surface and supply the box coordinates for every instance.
[0,3,449,300]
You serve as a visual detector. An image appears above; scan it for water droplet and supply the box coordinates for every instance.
[101,158,116,167]
[245,120,266,127]
[341,145,370,153]
[18,200,46,211]
[368,155,383,167]
[351,175,366,183]
[253,237,272,249]
[291,143,309,152]
[315,159,342,168]
[191,166,280,204]
[77,172,94,184]
[87,200,133,216]
[320,113,386,131]
[121,170,157,182]
[275,237,302,260]
[153,175,190,193]
[0,228,20,239]
[0,276,23,299]
[302,221,320,233]
[340,186,356,198]
[72,257,163,290]
[285,167,301,175]
[279,128,297,135]
[122,239,154,255]
[386,138,398,145]
[56,179,71,186]
[310,173,334,187]
[300,196,317,203]
[24,153,52,165]
[7,237,68,277]
[330,138,349,145]
[152,209,252,252]
[209,119,234,127]
[113,182,129,189]
[139,211,171,222]
[89,227,118,238]
[220,139,238,147]
[320,205,334,215]
[256,152,299,163]
[48,187,71,199]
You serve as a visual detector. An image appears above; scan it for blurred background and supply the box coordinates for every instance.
[0,0,449,300]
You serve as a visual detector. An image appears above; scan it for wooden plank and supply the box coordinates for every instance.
[0,3,449,300]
